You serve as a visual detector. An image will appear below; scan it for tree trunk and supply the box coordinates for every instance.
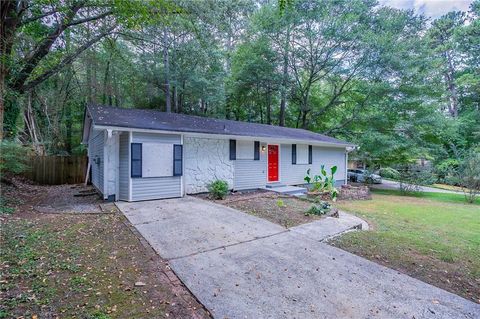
[163,28,171,112]
[179,80,185,113]
[173,85,178,113]
[0,0,22,141]
[65,100,72,154]
[102,59,111,105]
[279,27,290,127]
[266,85,272,125]
[301,110,309,129]
[444,51,459,118]
[295,109,301,128]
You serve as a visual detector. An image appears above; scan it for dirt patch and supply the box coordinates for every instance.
[0,178,210,318]
[196,190,323,228]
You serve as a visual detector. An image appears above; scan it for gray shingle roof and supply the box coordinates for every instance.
[87,104,353,146]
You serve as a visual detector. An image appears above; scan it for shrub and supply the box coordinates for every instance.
[456,151,480,203]
[379,167,400,180]
[397,166,435,195]
[207,180,229,200]
[434,159,459,184]
[305,201,331,216]
[304,165,338,201]
[0,140,30,176]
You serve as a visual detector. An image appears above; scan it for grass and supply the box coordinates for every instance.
[371,188,480,204]
[332,191,480,303]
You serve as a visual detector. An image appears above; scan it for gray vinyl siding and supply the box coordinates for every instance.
[234,143,267,190]
[130,132,182,200]
[118,132,129,200]
[280,144,346,186]
[132,132,181,144]
[89,129,104,194]
[131,177,181,201]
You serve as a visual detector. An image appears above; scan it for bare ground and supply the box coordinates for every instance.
[0,177,210,319]
[195,190,322,228]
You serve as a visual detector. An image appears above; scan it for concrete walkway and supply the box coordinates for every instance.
[117,197,479,319]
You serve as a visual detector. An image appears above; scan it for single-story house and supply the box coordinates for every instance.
[82,105,355,202]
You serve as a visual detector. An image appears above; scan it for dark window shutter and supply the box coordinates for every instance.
[292,144,297,164]
[131,143,142,178]
[254,141,260,160]
[308,145,313,164]
[229,139,236,160]
[173,144,183,176]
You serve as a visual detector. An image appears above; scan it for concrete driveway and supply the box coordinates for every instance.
[117,197,479,319]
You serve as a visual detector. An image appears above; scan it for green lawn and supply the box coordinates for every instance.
[371,188,480,204]
[332,191,480,303]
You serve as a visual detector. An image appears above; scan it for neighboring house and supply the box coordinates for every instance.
[82,105,354,202]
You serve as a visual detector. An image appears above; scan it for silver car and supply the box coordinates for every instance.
[348,169,382,184]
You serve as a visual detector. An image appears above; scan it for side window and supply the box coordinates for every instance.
[292,144,297,164]
[131,143,142,178]
[229,140,236,160]
[254,141,260,160]
[173,144,183,176]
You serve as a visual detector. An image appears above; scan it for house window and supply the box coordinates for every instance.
[230,140,260,160]
[173,144,183,176]
[254,141,260,160]
[131,143,142,178]
[296,144,309,164]
[292,144,296,164]
[236,140,255,159]
[229,140,236,160]
[292,144,310,165]
[142,143,173,177]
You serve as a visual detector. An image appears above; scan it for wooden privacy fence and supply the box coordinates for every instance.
[25,156,87,185]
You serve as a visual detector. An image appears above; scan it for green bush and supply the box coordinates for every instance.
[456,150,480,203]
[207,180,229,200]
[304,165,338,201]
[379,167,400,180]
[0,140,30,176]
[397,166,435,194]
[434,159,459,184]
[305,201,331,216]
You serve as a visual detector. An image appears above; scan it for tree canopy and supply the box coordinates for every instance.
[1,0,478,169]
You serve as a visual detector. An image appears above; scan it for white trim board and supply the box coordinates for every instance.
[92,124,353,149]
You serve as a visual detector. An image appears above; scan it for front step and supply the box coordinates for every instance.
[265,185,308,196]
[265,182,285,189]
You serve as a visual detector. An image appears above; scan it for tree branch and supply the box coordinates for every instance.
[22,26,116,91]
[11,4,82,92]
[66,10,113,27]
[19,9,58,26]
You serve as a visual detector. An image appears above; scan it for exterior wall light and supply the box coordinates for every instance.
[261,145,266,152]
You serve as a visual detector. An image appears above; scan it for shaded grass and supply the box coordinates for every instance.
[332,193,480,302]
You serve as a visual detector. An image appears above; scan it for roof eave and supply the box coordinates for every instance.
[92,124,353,148]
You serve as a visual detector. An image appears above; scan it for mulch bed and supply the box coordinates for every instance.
[195,190,323,228]
[0,176,210,319]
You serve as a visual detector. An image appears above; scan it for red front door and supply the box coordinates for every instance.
[268,145,279,182]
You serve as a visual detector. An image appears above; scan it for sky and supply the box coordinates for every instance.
[378,0,473,19]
